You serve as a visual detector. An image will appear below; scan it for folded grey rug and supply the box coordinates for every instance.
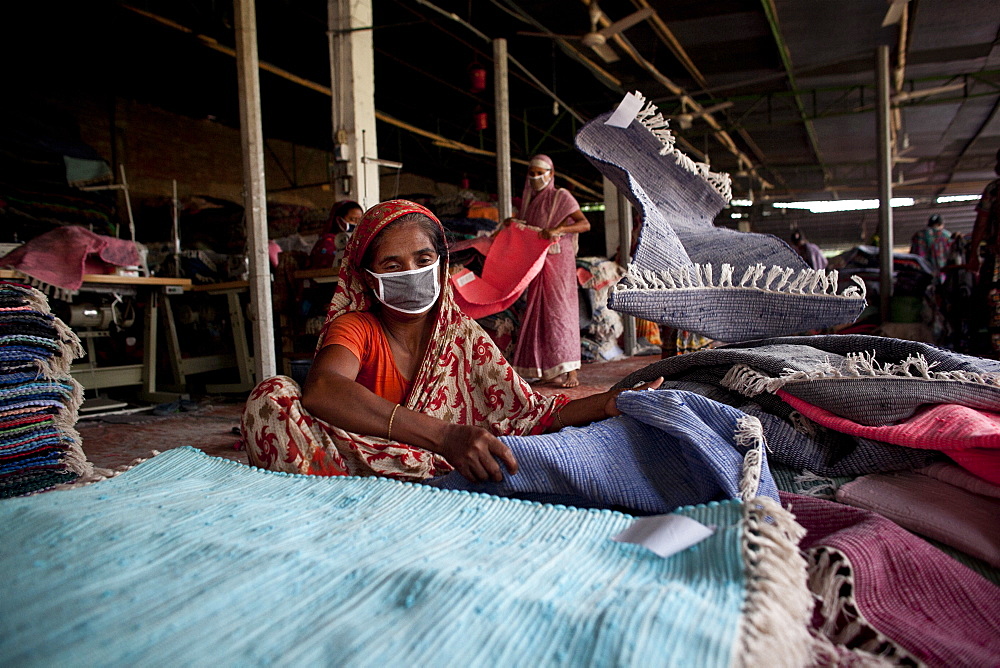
[611,335,1000,476]
[574,93,866,342]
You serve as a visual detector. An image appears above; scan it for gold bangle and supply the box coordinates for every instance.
[555,410,566,430]
[387,404,400,441]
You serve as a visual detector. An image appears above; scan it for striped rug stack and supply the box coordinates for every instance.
[0,282,88,497]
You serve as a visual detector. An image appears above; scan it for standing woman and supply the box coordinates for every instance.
[511,155,590,388]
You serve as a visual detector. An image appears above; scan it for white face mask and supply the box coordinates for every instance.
[366,259,441,314]
[528,171,550,191]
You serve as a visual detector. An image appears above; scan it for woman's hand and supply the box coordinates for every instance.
[539,226,563,241]
[437,423,518,483]
[602,377,664,417]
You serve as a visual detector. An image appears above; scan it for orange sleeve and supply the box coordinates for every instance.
[321,312,372,363]
[319,312,410,404]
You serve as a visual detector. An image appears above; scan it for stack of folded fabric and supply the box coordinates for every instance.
[0,282,89,497]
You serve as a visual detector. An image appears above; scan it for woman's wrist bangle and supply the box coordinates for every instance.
[555,410,566,430]
[387,404,400,441]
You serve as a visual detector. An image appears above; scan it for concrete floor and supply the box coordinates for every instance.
[77,352,662,471]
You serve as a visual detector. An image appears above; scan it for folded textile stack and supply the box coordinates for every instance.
[0,282,89,497]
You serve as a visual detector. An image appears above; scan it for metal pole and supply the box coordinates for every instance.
[876,45,894,323]
[493,38,512,222]
[617,193,636,356]
[234,0,276,382]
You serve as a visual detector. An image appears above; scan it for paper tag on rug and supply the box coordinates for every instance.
[613,514,715,558]
[604,92,644,128]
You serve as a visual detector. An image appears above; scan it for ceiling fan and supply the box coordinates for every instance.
[666,101,734,130]
[517,3,654,64]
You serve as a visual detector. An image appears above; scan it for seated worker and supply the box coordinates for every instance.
[242,200,661,483]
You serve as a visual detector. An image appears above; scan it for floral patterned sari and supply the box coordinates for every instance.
[241,200,568,480]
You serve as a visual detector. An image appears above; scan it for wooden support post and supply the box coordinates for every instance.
[234,0,275,383]
[876,45,895,323]
[494,38,512,222]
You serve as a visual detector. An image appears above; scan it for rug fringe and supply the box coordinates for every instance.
[721,364,785,397]
[792,471,840,499]
[805,546,918,664]
[736,415,766,501]
[776,350,1000,388]
[615,262,867,302]
[633,91,733,202]
[735,496,813,668]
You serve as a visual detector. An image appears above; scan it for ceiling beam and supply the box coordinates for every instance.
[759,0,832,192]
[122,2,604,197]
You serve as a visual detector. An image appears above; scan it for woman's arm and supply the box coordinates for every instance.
[539,209,591,239]
[545,377,665,432]
[302,345,518,482]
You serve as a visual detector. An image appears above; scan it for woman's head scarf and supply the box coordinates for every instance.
[519,155,580,231]
[254,199,569,480]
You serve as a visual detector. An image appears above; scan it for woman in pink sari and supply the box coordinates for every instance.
[511,155,590,388]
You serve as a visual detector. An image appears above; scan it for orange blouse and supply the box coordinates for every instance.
[321,311,411,404]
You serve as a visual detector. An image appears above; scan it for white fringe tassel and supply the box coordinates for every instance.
[774,350,1000,388]
[792,471,840,499]
[614,262,867,302]
[736,415,767,502]
[721,364,786,397]
[632,91,734,202]
[735,496,814,668]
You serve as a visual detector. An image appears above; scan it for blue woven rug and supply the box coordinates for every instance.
[574,93,866,342]
[432,390,779,514]
[0,447,812,666]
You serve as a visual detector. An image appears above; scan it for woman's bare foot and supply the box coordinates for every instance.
[557,370,579,388]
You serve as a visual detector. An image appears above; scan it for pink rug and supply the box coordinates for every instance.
[451,223,553,319]
[778,391,1000,485]
[786,492,1000,665]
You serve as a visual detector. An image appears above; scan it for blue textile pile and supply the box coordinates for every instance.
[0,282,87,497]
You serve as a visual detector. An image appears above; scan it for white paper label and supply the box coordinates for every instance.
[453,270,476,287]
[604,92,644,128]
[612,514,715,558]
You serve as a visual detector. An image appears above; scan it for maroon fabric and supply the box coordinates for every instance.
[785,492,1000,666]
[0,226,140,291]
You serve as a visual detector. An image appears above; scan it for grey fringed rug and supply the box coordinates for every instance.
[574,92,866,342]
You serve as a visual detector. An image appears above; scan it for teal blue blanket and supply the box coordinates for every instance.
[0,448,812,666]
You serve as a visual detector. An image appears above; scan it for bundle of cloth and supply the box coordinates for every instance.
[431,333,1000,662]
[0,225,141,299]
[0,282,89,497]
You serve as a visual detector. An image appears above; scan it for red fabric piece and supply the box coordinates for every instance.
[0,226,139,291]
[786,492,1000,666]
[450,222,553,319]
[777,389,1000,485]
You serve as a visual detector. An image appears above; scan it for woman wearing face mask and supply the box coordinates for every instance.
[242,199,660,483]
[309,200,363,269]
[509,154,591,388]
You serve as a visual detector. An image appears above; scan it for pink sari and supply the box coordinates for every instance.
[511,156,583,380]
[241,200,568,480]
